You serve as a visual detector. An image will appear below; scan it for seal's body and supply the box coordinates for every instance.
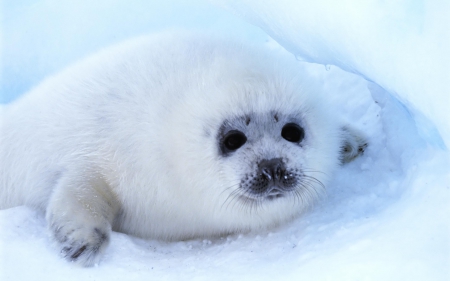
[0,32,366,266]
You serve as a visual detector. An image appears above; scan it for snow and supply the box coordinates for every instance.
[1,1,449,280]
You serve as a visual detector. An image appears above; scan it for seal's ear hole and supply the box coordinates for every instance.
[339,126,368,164]
[281,123,305,143]
[223,130,247,151]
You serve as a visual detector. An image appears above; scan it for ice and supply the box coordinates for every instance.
[1,1,449,280]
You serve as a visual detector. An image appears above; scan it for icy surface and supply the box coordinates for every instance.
[1,1,449,280]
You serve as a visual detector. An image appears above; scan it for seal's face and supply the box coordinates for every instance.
[216,110,323,208]
[151,45,342,236]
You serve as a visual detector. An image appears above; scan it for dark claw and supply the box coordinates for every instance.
[55,226,110,266]
[71,245,87,259]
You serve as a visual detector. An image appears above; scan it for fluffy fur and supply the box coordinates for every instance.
[0,32,366,266]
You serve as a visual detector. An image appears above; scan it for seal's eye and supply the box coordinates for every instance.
[223,130,247,151]
[281,123,304,143]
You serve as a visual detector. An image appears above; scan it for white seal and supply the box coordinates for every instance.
[0,32,366,266]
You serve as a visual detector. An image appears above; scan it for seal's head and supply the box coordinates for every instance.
[114,36,343,239]
[209,76,340,217]
[148,40,342,238]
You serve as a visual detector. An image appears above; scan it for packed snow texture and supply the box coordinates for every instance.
[1,1,449,280]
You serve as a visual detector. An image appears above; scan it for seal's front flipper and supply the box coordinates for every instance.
[46,170,119,266]
[339,126,368,164]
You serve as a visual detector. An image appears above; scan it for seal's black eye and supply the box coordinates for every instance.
[223,130,247,151]
[281,123,304,143]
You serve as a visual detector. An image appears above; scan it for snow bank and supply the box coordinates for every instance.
[1,1,449,280]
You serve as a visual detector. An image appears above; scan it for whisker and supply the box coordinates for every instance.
[288,169,327,207]
[222,187,242,211]
[219,168,327,214]
[220,182,241,210]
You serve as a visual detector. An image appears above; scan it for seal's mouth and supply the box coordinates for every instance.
[240,185,294,201]
[266,193,285,200]
[265,186,290,199]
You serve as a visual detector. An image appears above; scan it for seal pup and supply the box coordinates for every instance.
[0,32,367,266]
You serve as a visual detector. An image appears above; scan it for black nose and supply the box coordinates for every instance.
[258,158,285,182]
[245,158,297,197]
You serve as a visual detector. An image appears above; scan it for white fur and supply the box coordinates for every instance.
[0,32,361,266]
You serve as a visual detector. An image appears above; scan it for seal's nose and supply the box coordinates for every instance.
[248,158,297,197]
[258,158,285,182]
